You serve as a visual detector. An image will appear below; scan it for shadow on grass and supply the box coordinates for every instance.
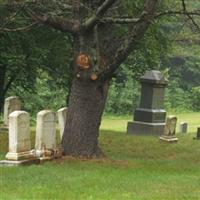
[1,128,200,169]
[100,129,200,165]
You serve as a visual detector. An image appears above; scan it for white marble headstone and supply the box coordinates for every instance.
[6,111,33,160]
[35,110,56,158]
[4,96,22,126]
[57,107,68,139]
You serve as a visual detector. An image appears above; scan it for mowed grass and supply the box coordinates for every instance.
[0,112,200,200]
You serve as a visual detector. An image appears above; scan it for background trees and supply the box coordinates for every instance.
[1,1,199,115]
[0,5,73,112]
[0,0,200,156]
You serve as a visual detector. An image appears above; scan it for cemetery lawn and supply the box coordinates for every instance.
[0,112,200,200]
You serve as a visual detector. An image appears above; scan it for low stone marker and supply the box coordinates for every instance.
[57,107,67,139]
[179,122,188,134]
[35,110,57,160]
[0,111,38,166]
[160,115,178,142]
[3,96,22,126]
[194,126,200,140]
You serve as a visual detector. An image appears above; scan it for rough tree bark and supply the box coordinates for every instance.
[62,79,109,157]
[61,26,110,156]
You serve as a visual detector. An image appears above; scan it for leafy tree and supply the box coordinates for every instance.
[1,0,200,157]
[0,9,73,112]
[0,31,38,112]
[159,7,200,112]
[190,86,200,111]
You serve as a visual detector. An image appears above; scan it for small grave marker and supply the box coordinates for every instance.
[3,96,22,126]
[160,115,178,142]
[179,122,188,134]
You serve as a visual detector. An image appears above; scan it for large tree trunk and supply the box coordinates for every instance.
[61,22,111,157]
[61,78,109,157]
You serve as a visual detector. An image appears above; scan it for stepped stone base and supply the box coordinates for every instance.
[134,108,166,123]
[0,158,40,166]
[159,135,178,142]
[127,121,165,136]
[6,150,35,161]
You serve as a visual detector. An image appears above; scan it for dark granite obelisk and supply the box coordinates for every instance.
[127,70,168,135]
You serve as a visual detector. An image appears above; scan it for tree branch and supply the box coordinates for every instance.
[155,1,200,32]
[187,14,200,31]
[82,0,117,31]
[99,17,140,24]
[99,0,158,80]
[0,22,38,32]
[180,0,200,32]
[155,10,200,18]
[25,8,80,34]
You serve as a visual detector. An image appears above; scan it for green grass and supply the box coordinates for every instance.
[0,112,200,200]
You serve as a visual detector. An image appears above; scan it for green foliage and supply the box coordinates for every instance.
[0,27,72,116]
[165,80,191,112]
[8,70,67,117]
[1,0,199,115]
[0,32,38,90]
[105,65,140,114]
[190,86,200,111]
[105,21,172,114]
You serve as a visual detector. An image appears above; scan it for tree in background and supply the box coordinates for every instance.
[1,0,200,157]
[6,28,74,115]
[0,31,38,112]
[0,10,73,112]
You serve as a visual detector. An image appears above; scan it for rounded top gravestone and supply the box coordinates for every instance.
[9,110,27,117]
[4,96,22,126]
[35,110,56,159]
[6,110,33,160]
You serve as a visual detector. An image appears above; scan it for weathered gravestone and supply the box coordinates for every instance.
[160,115,178,142]
[127,70,168,135]
[0,111,38,166]
[35,110,57,160]
[179,122,188,134]
[193,126,200,140]
[57,107,68,139]
[3,96,22,126]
